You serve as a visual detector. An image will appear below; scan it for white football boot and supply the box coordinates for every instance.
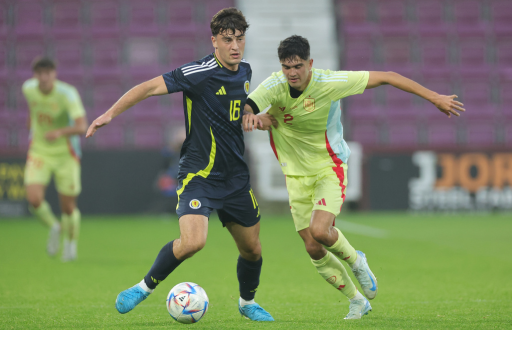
[344,293,372,320]
[351,250,378,300]
[62,239,77,262]
[46,223,60,257]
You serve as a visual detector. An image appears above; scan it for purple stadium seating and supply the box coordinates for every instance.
[376,0,411,34]
[453,0,487,34]
[419,37,451,75]
[130,96,164,123]
[427,124,458,147]
[15,40,46,78]
[166,1,198,35]
[91,81,126,123]
[337,0,375,36]
[0,43,9,80]
[345,91,380,122]
[506,125,512,145]
[456,35,491,76]
[15,127,30,150]
[458,82,495,119]
[414,0,449,34]
[491,0,512,35]
[388,124,418,146]
[206,0,236,21]
[133,124,164,148]
[90,40,123,79]
[167,39,198,70]
[343,38,375,70]
[0,127,10,149]
[380,35,414,72]
[350,123,379,146]
[90,0,121,37]
[127,0,159,35]
[126,38,162,77]
[495,39,512,68]
[14,1,45,38]
[93,124,126,149]
[51,0,83,38]
[0,2,9,39]
[53,40,84,78]
[383,86,418,120]
[466,123,495,146]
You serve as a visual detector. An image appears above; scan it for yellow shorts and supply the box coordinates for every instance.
[24,151,81,196]
[286,165,348,231]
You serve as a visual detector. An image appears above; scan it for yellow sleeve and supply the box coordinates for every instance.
[65,87,86,120]
[328,71,369,101]
[247,72,285,113]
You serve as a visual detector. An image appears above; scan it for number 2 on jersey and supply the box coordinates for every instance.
[230,100,241,121]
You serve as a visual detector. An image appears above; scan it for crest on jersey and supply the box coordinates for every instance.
[327,276,337,284]
[244,80,250,94]
[303,98,315,112]
[189,199,201,209]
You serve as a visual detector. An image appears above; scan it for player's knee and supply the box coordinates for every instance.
[61,204,74,215]
[241,240,261,261]
[304,241,324,258]
[309,224,329,243]
[27,194,43,208]
[181,239,206,258]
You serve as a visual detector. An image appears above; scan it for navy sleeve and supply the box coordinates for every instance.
[162,68,190,94]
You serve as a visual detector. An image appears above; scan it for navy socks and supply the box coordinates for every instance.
[237,255,262,301]
[144,240,183,290]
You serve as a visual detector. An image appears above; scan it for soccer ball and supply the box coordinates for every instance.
[166,282,209,324]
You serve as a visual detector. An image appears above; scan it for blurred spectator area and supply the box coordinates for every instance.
[0,0,234,152]
[337,0,512,149]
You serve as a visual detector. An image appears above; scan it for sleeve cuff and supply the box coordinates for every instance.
[246,98,260,115]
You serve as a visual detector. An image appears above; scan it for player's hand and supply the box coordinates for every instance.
[243,112,263,132]
[257,113,278,131]
[86,113,112,138]
[431,94,465,118]
[45,130,62,141]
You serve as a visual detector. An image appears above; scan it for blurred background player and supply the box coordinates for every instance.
[22,57,87,261]
[243,35,465,319]
[86,8,273,321]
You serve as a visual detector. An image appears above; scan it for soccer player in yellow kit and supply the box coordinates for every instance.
[243,36,465,319]
[23,57,87,261]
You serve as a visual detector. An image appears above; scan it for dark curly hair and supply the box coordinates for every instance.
[278,35,310,62]
[210,7,249,36]
[32,57,56,71]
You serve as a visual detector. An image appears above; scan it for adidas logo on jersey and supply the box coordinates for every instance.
[216,86,227,95]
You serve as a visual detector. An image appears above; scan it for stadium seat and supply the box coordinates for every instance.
[458,82,495,119]
[465,123,495,146]
[0,1,9,39]
[505,125,512,145]
[13,1,45,38]
[0,43,9,81]
[129,96,164,123]
[345,91,380,122]
[14,40,47,78]
[206,0,236,21]
[380,35,414,73]
[376,0,411,34]
[453,0,487,34]
[127,0,159,35]
[166,1,198,34]
[427,124,458,147]
[167,39,199,70]
[350,123,380,146]
[388,124,419,146]
[93,124,126,149]
[414,0,450,34]
[15,126,30,150]
[52,40,85,78]
[133,124,164,148]
[50,0,83,38]
[90,40,123,79]
[490,0,512,35]
[418,37,451,75]
[0,127,10,149]
[343,38,376,70]
[90,81,127,123]
[495,39,512,68]
[337,0,375,36]
[89,0,122,37]
[456,35,491,76]
[126,37,162,77]
[383,86,419,120]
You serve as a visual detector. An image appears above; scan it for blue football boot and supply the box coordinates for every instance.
[115,283,151,314]
[238,299,275,321]
[351,250,378,300]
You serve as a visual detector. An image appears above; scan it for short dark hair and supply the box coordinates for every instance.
[32,57,56,72]
[278,35,310,62]
[210,7,249,36]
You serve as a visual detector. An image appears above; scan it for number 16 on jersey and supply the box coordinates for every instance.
[230,100,241,121]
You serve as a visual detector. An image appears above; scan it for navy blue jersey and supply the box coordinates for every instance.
[163,53,252,181]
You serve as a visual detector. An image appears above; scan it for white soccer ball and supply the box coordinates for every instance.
[166,282,209,324]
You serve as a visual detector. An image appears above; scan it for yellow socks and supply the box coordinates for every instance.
[29,201,58,229]
[324,227,357,265]
[311,252,357,299]
[62,208,80,241]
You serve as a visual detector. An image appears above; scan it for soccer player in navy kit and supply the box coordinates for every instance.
[86,8,274,321]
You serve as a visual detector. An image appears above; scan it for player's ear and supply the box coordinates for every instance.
[211,35,217,49]
[309,58,313,70]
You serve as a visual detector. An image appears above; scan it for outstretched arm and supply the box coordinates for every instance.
[86,76,168,137]
[45,117,88,141]
[367,71,465,118]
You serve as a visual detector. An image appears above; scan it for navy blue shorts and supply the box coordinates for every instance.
[175,174,261,227]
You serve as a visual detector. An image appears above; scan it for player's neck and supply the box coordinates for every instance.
[38,83,54,95]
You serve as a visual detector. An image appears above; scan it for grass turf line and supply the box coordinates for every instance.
[0,213,511,330]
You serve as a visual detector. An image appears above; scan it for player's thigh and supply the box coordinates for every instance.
[175,214,209,258]
[54,156,81,197]
[24,153,52,189]
[287,175,315,232]
[312,166,348,219]
[25,184,47,207]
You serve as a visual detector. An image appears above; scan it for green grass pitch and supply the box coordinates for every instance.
[0,213,511,330]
